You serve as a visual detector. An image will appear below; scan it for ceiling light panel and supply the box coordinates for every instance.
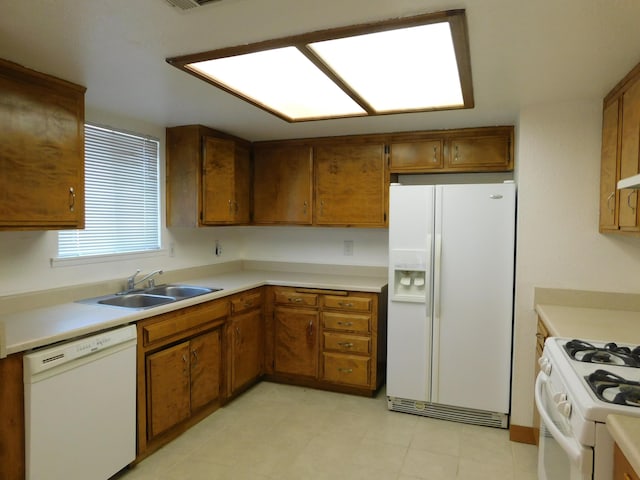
[187,47,366,120]
[309,22,463,112]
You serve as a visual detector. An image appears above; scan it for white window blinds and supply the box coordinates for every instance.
[58,124,160,258]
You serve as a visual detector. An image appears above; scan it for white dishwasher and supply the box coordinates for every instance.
[23,324,137,480]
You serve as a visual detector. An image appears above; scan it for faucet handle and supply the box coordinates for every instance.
[127,269,141,289]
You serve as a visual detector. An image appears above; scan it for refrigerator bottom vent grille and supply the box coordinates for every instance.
[387,397,508,429]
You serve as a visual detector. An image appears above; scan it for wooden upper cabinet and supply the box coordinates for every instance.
[389,127,513,173]
[314,142,387,227]
[166,125,251,227]
[599,60,640,235]
[445,128,513,171]
[0,58,85,230]
[202,136,250,225]
[390,138,443,172]
[600,99,621,231]
[252,144,313,224]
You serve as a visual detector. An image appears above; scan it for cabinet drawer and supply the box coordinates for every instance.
[322,312,370,333]
[142,300,229,345]
[322,353,370,387]
[231,290,263,314]
[323,332,370,354]
[274,290,318,307]
[322,295,371,312]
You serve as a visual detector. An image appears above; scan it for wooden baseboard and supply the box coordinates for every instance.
[509,424,537,445]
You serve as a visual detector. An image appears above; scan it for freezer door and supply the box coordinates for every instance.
[431,183,515,414]
[387,184,434,402]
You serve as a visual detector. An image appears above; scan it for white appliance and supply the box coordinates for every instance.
[386,182,516,428]
[536,337,640,480]
[24,325,137,480]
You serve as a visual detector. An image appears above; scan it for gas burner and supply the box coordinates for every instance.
[563,339,640,367]
[586,369,640,407]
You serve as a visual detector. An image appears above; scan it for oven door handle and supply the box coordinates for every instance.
[534,371,589,469]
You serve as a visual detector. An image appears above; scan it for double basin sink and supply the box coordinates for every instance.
[80,285,222,310]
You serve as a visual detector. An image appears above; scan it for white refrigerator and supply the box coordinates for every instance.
[386,182,516,428]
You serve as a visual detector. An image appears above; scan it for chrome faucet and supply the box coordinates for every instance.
[125,269,163,291]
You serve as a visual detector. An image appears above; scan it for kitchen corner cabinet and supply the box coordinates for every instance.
[252,143,313,224]
[0,58,86,230]
[227,288,264,396]
[314,142,388,227]
[166,125,251,227]
[389,126,514,173]
[599,60,640,234]
[266,286,387,396]
[136,298,229,458]
[614,442,640,480]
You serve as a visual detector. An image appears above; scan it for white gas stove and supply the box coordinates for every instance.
[536,337,640,480]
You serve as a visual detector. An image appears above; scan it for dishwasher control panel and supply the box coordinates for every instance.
[24,324,137,377]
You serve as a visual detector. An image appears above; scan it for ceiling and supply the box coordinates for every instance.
[2,0,640,142]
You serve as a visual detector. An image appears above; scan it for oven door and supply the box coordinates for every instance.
[534,371,593,480]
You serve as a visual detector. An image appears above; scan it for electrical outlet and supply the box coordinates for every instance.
[343,240,354,256]
[169,242,175,257]
[215,240,222,257]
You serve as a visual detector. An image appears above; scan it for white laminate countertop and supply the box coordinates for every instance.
[607,414,640,476]
[1,269,387,358]
[535,304,640,344]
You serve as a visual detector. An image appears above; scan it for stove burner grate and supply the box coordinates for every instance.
[586,369,640,407]
[564,339,640,367]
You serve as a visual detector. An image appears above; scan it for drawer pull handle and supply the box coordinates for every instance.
[68,187,76,212]
[337,321,353,326]
[337,342,354,348]
[338,368,353,374]
[338,302,354,308]
[243,300,254,307]
[289,297,303,303]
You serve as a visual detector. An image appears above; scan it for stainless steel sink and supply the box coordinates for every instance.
[78,284,222,310]
[144,285,217,299]
[97,293,175,308]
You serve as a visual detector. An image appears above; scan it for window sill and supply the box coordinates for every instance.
[51,249,167,268]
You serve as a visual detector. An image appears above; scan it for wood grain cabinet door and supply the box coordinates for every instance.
[314,143,387,227]
[618,79,640,231]
[231,309,263,393]
[274,307,319,377]
[253,144,313,224]
[600,98,621,231]
[190,329,222,412]
[445,132,512,170]
[146,342,191,439]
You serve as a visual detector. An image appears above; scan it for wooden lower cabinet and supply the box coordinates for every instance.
[137,298,228,458]
[265,286,387,396]
[0,353,25,480]
[614,442,640,480]
[228,288,264,396]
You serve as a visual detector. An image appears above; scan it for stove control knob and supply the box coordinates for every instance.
[553,392,567,403]
[538,357,552,376]
[557,400,572,418]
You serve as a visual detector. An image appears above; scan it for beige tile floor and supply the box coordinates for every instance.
[116,382,538,480]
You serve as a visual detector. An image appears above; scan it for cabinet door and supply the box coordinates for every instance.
[314,143,387,227]
[231,309,263,392]
[390,139,443,172]
[619,79,640,231]
[446,132,512,170]
[190,329,222,411]
[0,62,85,229]
[202,136,249,224]
[146,342,191,439]
[600,99,621,231]
[253,144,313,224]
[274,306,319,377]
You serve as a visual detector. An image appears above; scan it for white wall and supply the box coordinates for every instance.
[511,99,640,427]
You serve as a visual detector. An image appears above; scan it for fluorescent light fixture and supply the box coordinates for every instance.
[187,47,366,120]
[168,9,473,122]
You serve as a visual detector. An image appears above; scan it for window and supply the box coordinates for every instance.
[57,124,160,259]
[167,9,473,122]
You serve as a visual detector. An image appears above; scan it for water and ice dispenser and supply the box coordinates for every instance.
[390,249,428,303]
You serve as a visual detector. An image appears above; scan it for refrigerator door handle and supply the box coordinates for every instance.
[431,232,442,402]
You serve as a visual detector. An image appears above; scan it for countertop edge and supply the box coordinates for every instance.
[607,414,640,476]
